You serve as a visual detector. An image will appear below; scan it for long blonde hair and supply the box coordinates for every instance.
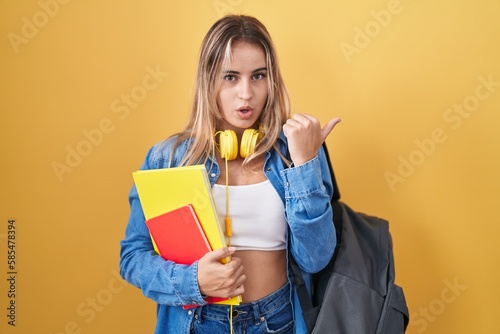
[169,15,290,167]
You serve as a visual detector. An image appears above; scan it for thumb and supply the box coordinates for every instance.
[207,246,236,262]
[321,117,341,142]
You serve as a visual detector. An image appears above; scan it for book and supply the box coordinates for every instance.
[146,204,211,265]
[133,164,241,306]
[146,204,231,308]
[132,165,228,261]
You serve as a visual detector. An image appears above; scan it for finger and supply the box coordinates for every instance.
[282,122,296,137]
[229,259,245,277]
[295,113,314,121]
[285,117,301,128]
[320,117,341,142]
[291,113,315,125]
[232,283,246,297]
[283,114,313,136]
[205,247,236,262]
[235,270,246,283]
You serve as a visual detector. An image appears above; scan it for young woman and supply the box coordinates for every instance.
[120,15,340,334]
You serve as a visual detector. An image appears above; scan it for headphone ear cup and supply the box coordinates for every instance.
[218,130,239,160]
[240,129,260,158]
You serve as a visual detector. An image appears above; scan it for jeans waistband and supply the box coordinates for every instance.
[194,282,290,324]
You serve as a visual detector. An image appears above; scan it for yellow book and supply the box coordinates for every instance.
[132,164,241,306]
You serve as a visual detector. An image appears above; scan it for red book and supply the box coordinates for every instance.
[146,204,228,307]
[146,204,211,265]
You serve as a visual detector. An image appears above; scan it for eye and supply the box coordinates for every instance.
[252,73,266,80]
[224,74,236,82]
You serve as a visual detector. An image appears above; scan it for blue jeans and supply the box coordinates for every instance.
[190,282,294,334]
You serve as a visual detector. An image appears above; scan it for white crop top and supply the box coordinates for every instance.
[212,180,287,251]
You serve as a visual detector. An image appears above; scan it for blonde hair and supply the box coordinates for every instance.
[169,15,290,167]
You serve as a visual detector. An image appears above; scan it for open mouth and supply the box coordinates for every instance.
[236,106,254,119]
[237,106,253,113]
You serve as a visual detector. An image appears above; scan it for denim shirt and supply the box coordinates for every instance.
[119,132,336,334]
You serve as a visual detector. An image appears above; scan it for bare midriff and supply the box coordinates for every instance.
[234,249,287,303]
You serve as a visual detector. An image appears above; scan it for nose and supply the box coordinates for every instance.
[237,79,253,102]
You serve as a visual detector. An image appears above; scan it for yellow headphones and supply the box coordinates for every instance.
[215,128,262,262]
[215,128,262,331]
[215,129,261,160]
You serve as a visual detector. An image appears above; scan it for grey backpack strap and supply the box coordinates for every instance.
[289,142,342,333]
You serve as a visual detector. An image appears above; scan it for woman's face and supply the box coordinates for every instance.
[216,42,268,135]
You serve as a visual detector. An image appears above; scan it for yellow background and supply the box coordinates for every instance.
[1,1,499,333]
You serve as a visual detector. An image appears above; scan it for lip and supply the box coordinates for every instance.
[236,105,254,120]
[236,105,254,112]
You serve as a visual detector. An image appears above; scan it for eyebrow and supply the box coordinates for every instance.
[224,67,268,74]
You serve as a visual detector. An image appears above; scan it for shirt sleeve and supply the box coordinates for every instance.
[280,147,336,273]
[119,145,207,306]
